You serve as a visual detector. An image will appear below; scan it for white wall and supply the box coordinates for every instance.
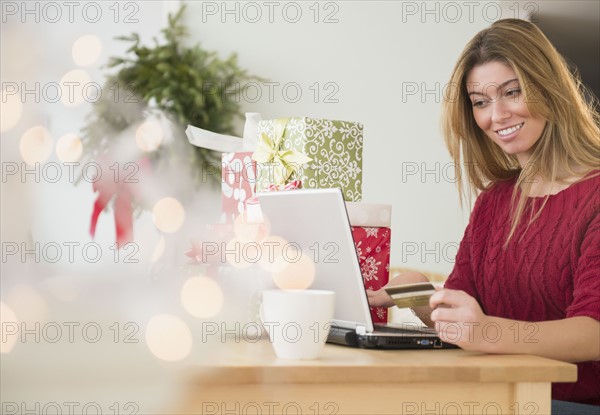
[183,0,510,274]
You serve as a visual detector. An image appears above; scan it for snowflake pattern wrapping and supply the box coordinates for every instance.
[351,226,391,323]
[255,117,363,201]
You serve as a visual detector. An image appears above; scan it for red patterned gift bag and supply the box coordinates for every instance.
[346,202,392,323]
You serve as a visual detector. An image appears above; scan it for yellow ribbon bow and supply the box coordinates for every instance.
[252,118,312,186]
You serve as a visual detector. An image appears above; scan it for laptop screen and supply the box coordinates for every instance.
[258,188,374,333]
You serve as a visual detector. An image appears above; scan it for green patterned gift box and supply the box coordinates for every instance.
[252,117,363,201]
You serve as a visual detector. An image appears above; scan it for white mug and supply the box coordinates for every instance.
[260,289,335,359]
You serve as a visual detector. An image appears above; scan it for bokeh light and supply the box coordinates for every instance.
[272,251,316,291]
[225,237,254,269]
[135,119,163,152]
[145,314,192,362]
[19,125,53,166]
[59,69,92,107]
[0,302,18,354]
[72,35,102,67]
[258,235,289,273]
[233,212,268,243]
[180,276,224,318]
[6,284,48,323]
[0,87,23,132]
[152,197,185,233]
[55,133,83,163]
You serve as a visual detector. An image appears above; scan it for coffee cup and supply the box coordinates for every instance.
[260,289,335,359]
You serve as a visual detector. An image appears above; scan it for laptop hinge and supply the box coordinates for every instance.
[355,325,367,335]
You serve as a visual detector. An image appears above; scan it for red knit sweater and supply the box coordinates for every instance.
[445,172,600,405]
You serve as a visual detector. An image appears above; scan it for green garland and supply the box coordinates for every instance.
[80,4,258,190]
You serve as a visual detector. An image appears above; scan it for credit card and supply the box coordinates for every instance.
[384,282,436,308]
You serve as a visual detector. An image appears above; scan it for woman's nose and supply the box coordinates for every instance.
[491,99,511,124]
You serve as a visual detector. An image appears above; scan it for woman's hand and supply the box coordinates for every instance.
[366,288,394,308]
[429,288,492,352]
[367,271,431,308]
[430,288,600,361]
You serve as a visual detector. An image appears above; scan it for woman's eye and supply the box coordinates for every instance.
[506,88,521,97]
[472,100,486,108]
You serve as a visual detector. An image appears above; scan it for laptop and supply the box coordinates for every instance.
[257,188,456,349]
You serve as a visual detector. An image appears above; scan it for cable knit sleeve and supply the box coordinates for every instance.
[566,211,600,321]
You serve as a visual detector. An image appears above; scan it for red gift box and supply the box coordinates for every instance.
[185,223,233,277]
[221,152,256,223]
[351,226,391,323]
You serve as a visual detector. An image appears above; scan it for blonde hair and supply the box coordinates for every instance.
[442,19,600,245]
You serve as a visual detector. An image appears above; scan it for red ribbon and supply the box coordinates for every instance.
[246,179,303,207]
[184,240,204,263]
[89,157,150,247]
[266,179,303,192]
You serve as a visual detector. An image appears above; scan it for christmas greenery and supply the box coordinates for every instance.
[80,4,258,188]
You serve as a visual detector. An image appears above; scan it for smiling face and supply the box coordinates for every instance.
[466,61,547,167]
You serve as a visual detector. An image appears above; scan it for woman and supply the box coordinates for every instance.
[368,19,599,411]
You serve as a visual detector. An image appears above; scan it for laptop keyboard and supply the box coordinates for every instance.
[374,324,438,335]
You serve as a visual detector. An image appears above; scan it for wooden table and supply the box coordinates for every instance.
[176,339,576,414]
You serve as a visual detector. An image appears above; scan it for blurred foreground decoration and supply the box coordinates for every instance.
[79,4,259,245]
